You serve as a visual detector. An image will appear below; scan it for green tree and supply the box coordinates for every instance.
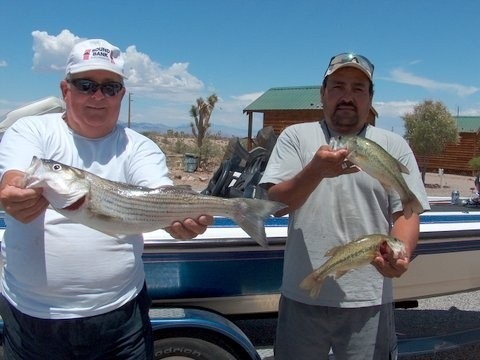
[468,157,480,175]
[403,100,458,182]
[189,94,218,150]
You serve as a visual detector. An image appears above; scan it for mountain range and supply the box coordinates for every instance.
[120,121,256,138]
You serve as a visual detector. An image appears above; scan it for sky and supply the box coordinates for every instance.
[1,0,480,136]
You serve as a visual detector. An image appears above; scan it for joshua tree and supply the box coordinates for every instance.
[189,94,218,149]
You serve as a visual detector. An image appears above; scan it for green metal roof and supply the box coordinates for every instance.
[454,116,480,133]
[243,86,322,112]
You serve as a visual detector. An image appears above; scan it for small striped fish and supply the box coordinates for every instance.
[24,157,285,247]
[299,234,406,298]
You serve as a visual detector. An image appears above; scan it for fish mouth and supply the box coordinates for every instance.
[23,156,44,188]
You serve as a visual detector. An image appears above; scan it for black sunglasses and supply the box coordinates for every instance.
[67,78,124,97]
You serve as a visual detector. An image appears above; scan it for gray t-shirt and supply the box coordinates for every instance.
[260,121,430,307]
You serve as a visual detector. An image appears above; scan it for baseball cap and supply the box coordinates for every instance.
[324,53,374,81]
[65,39,126,78]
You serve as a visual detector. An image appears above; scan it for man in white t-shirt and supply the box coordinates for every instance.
[0,38,213,360]
[260,53,430,360]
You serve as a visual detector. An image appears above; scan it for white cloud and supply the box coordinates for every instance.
[373,100,418,118]
[459,107,480,116]
[389,68,479,97]
[30,30,204,103]
[0,60,7,67]
[209,92,265,128]
[123,45,203,101]
[31,29,80,72]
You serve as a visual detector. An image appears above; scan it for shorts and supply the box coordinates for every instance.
[0,284,153,360]
[274,295,398,360]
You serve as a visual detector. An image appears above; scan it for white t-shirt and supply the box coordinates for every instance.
[0,113,172,319]
[260,121,430,307]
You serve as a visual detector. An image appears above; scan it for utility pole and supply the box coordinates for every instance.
[127,92,134,128]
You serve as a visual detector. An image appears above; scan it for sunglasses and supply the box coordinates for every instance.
[326,53,374,77]
[67,78,124,97]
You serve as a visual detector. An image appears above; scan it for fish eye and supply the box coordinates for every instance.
[52,164,62,171]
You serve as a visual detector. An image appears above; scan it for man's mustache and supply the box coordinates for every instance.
[335,101,357,112]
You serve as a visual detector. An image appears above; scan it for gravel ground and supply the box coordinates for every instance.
[396,290,480,359]
[424,172,477,198]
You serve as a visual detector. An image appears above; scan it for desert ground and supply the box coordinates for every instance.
[424,171,477,198]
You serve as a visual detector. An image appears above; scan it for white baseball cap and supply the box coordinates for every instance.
[65,39,126,78]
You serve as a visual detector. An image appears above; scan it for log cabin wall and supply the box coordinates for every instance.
[415,132,480,176]
[262,110,322,134]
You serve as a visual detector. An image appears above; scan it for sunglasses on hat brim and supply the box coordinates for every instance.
[325,53,374,78]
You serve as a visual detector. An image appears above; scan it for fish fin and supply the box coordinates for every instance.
[230,198,286,248]
[299,272,325,298]
[402,192,424,219]
[334,269,350,279]
[395,159,410,175]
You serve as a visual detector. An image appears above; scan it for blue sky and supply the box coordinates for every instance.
[1,0,480,135]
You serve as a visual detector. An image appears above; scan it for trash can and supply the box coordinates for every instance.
[183,153,198,173]
[451,190,460,205]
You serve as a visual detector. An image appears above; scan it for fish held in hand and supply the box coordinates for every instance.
[23,157,285,247]
[331,135,423,218]
[300,234,406,298]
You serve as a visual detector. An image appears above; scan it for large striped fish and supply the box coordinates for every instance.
[23,157,285,247]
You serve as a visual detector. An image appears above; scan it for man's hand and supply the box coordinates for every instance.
[0,170,49,223]
[164,215,214,240]
[371,241,410,278]
[312,145,359,179]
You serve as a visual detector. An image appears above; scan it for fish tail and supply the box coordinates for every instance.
[231,198,285,248]
[299,273,324,298]
[402,192,424,219]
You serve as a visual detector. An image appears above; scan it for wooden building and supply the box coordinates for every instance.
[415,116,480,176]
[243,86,377,149]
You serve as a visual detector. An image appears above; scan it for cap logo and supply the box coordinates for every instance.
[82,49,91,60]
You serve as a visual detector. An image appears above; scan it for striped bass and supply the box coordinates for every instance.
[23,157,285,247]
[330,135,424,218]
[299,234,406,298]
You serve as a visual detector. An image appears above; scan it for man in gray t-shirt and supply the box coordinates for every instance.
[260,53,429,360]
